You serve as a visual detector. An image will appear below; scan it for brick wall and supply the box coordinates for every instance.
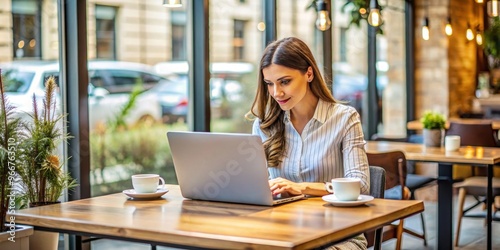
[414,0,482,119]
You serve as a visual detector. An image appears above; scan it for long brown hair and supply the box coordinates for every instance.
[246,37,336,167]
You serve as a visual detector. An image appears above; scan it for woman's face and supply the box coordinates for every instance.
[262,64,313,111]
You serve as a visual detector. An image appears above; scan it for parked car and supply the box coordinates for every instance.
[1,60,164,130]
[332,72,387,115]
[153,77,188,123]
[151,75,244,123]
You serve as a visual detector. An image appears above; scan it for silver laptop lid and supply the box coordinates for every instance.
[167,131,275,206]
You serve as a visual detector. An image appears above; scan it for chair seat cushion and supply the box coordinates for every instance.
[406,174,435,191]
[385,185,411,200]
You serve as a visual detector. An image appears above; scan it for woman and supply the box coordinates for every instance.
[247,37,370,249]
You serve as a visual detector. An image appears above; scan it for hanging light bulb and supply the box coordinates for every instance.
[488,0,500,17]
[163,0,182,8]
[476,32,483,45]
[466,24,475,41]
[476,0,484,3]
[315,0,332,31]
[367,0,383,27]
[445,17,453,36]
[422,18,430,40]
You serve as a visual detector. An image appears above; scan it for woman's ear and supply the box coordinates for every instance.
[307,66,314,82]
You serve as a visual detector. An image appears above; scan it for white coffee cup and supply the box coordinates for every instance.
[132,174,165,193]
[325,178,361,201]
[445,135,461,151]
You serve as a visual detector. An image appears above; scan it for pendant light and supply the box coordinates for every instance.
[422,0,430,40]
[487,0,500,17]
[466,23,475,41]
[476,28,483,45]
[445,0,452,36]
[315,0,332,31]
[422,18,430,40]
[163,0,182,8]
[445,17,453,36]
[367,0,383,27]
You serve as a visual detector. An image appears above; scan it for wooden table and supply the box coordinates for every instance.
[407,118,500,130]
[13,185,423,250]
[476,95,500,117]
[366,141,500,250]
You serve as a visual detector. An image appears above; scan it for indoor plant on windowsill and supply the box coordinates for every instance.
[0,70,34,249]
[420,111,446,147]
[16,76,77,250]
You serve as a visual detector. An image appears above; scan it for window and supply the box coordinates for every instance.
[171,11,187,60]
[95,5,117,60]
[233,19,246,60]
[12,0,41,59]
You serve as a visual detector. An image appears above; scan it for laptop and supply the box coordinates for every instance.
[166,131,305,206]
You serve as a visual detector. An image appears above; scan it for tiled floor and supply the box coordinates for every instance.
[90,192,499,250]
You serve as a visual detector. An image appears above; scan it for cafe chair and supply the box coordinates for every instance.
[366,151,415,250]
[364,166,386,249]
[369,165,386,199]
[448,121,500,246]
[370,134,434,246]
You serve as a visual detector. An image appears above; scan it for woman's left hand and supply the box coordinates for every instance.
[269,177,304,196]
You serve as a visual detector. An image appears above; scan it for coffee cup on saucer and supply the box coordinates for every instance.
[325,178,361,201]
[131,174,165,193]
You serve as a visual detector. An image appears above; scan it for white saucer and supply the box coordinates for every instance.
[322,194,374,207]
[122,188,169,200]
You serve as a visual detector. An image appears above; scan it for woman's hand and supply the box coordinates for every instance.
[269,177,304,196]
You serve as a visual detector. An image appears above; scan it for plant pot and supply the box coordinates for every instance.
[0,224,33,250]
[29,230,59,250]
[423,129,443,147]
[28,202,60,250]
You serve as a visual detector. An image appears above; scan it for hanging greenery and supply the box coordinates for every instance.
[484,17,500,69]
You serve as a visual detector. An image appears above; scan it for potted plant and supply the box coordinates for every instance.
[16,76,77,250]
[0,70,34,249]
[420,111,446,147]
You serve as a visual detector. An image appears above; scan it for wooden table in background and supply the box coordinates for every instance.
[13,185,423,250]
[366,141,500,250]
[407,118,500,130]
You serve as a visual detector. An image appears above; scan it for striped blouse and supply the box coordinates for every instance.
[252,99,370,194]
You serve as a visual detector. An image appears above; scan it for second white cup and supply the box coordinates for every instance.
[325,178,361,201]
[445,135,461,151]
[132,174,165,193]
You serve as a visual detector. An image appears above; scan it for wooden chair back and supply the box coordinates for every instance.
[446,122,498,147]
[366,151,407,193]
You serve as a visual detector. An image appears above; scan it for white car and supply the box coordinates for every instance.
[1,60,163,130]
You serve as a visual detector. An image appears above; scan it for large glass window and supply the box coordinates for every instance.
[209,1,262,133]
[95,5,117,60]
[376,1,407,136]
[277,0,319,60]
[87,2,186,200]
[5,0,64,247]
